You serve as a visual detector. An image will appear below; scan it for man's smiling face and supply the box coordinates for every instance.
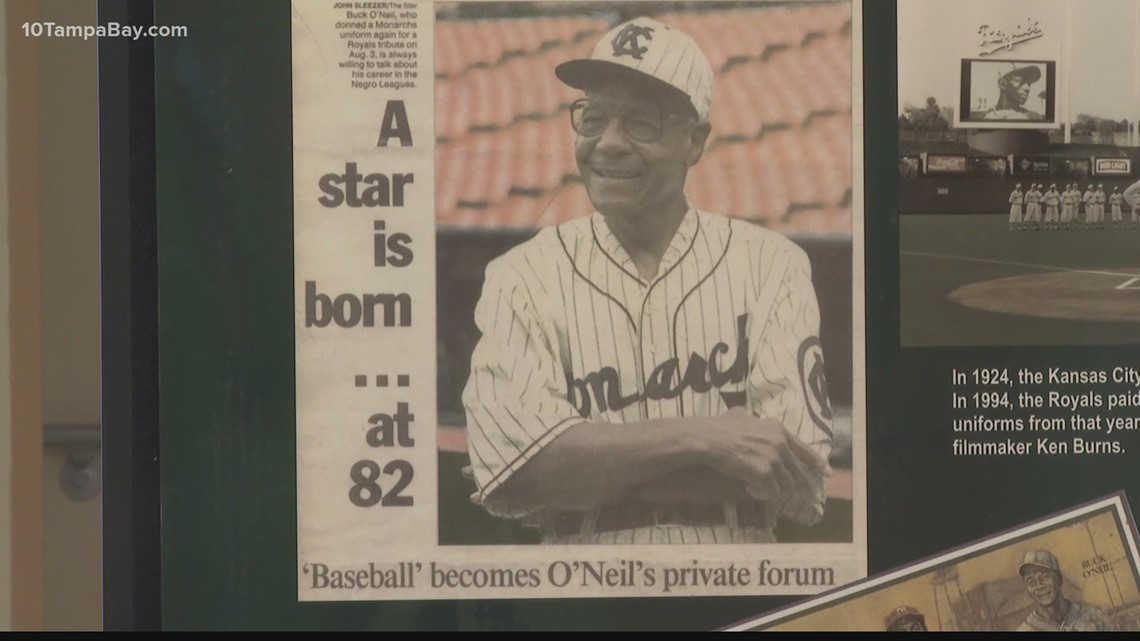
[1022,568,1061,608]
[573,78,708,221]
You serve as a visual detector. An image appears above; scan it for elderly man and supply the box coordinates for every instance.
[462,17,833,544]
[1017,550,1108,631]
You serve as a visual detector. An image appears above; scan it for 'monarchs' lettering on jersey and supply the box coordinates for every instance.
[566,313,749,416]
[463,209,833,524]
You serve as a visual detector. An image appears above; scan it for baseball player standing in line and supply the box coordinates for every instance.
[1071,182,1080,226]
[1095,184,1107,228]
[1060,184,1074,230]
[1035,183,1044,228]
[1035,184,1046,228]
[1021,184,1031,228]
[1024,184,1041,230]
[1126,178,1140,227]
[1072,184,1082,229]
[462,17,834,545]
[1082,183,1096,229]
[1109,186,1124,228]
[1007,183,1024,231]
[1043,184,1059,231]
[1072,184,1083,229]
[1034,184,1044,228]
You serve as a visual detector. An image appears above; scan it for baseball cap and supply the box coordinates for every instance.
[885,605,925,630]
[1019,550,1061,576]
[1002,62,1041,84]
[555,17,714,121]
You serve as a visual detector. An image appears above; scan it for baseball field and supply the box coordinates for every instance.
[900,213,1140,346]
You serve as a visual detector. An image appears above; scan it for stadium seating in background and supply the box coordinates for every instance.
[435,2,853,236]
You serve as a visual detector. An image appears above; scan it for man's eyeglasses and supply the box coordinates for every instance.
[568,98,689,143]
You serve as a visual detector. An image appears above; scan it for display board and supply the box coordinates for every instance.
[109,0,1140,631]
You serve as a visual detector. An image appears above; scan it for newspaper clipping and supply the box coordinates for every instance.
[292,0,865,601]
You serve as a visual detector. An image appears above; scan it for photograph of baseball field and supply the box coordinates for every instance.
[431,0,856,545]
[898,0,1140,347]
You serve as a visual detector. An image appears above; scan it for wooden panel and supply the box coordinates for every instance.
[6,0,44,631]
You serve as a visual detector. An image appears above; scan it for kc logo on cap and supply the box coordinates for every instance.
[611,23,655,60]
[555,17,714,122]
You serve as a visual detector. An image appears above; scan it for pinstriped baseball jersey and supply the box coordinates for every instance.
[462,207,834,539]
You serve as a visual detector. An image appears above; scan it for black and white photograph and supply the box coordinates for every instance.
[962,59,1055,124]
[898,0,1140,346]
[433,0,861,548]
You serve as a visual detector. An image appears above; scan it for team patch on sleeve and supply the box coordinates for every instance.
[798,336,833,435]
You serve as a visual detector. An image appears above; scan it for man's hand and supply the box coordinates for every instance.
[702,407,830,507]
[475,409,829,514]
